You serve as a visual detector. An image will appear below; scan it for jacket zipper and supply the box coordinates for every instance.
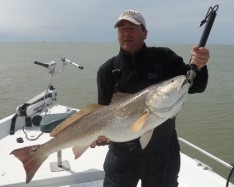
[131,55,138,78]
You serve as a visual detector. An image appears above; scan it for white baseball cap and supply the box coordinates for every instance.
[114,10,146,29]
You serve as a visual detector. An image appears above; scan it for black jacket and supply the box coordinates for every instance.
[97,43,208,154]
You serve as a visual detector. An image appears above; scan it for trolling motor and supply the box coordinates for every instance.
[187,5,219,85]
[10,58,83,135]
[16,58,83,117]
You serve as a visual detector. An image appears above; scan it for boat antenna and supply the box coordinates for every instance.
[187,5,219,85]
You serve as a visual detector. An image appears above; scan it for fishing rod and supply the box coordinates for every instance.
[187,5,219,84]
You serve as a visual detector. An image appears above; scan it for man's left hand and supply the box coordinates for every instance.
[190,46,210,69]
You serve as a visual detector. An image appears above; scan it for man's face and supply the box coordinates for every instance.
[117,20,147,54]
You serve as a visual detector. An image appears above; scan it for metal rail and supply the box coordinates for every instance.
[178,137,232,169]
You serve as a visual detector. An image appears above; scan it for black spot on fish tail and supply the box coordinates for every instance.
[10,145,48,183]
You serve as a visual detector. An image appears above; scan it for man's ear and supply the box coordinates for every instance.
[143,30,148,40]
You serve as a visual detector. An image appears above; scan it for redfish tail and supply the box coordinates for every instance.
[10,145,48,183]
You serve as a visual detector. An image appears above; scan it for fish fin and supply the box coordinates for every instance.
[10,145,47,183]
[111,92,132,103]
[72,145,89,159]
[131,110,149,132]
[51,104,105,137]
[140,130,154,149]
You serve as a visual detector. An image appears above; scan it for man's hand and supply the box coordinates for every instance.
[190,46,210,69]
[90,136,111,148]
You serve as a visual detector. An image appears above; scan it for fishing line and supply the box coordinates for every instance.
[22,124,44,141]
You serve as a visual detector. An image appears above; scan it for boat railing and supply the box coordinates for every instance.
[179,137,234,187]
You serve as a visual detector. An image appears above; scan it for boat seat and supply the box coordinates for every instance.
[40,109,76,133]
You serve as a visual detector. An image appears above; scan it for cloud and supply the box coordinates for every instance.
[0,0,233,44]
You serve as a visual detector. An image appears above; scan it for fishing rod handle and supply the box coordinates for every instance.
[198,10,217,47]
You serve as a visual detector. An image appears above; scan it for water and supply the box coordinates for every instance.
[0,42,233,165]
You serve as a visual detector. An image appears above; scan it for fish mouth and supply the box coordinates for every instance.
[182,77,194,88]
[178,77,190,91]
[182,78,189,86]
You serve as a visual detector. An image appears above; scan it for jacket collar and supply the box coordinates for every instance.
[118,43,147,62]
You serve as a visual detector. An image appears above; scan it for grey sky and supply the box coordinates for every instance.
[0,0,233,44]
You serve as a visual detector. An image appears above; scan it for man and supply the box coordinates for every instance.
[92,10,210,187]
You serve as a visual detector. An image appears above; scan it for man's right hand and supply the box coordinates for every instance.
[90,136,111,148]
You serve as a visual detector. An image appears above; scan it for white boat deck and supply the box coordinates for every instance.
[0,105,232,187]
[0,112,105,187]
